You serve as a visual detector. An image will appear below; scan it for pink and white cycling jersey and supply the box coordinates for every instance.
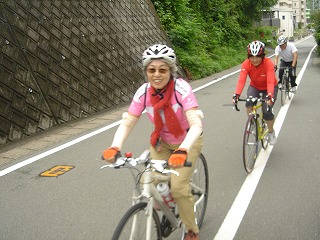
[128,78,198,144]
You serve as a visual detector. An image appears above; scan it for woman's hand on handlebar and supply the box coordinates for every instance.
[101,146,121,163]
[168,148,187,169]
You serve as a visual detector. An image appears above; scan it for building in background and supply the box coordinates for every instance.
[261,0,307,39]
[274,0,307,29]
[293,0,307,26]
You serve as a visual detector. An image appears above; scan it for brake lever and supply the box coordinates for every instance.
[233,102,240,111]
[100,159,126,169]
[161,169,180,176]
[151,161,180,176]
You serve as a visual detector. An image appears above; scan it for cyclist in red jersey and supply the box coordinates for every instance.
[233,40,278,145]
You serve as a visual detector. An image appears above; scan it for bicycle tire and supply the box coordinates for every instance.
[280,76,288,106]
[260,117,269,149]
[191,153,209,228]
[243,114,258,173]
[287,81,293,100]
[111,202,162,240]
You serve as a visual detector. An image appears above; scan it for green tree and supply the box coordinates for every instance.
[236,0,278,27]
[310,10,320,54]
[150,0,280,79]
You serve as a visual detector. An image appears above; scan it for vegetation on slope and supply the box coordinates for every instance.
[151,0,287,79]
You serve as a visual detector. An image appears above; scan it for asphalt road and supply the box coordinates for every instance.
[0,36,319,240]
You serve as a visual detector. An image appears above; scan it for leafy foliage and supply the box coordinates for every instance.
[310,10,320,55]
[151,0,282,79]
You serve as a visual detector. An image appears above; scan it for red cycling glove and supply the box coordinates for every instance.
[102,147,120,163]
[168,148,187,168]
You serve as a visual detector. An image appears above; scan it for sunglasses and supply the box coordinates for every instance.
[146,68,170,74]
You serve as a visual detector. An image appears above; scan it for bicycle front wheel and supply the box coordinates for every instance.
[243,114,258,173]
[191,153,209,229]
[280,77,288,106]
[287,81,293,100]
[111,202,162,240]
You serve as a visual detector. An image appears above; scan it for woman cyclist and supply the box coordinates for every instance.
[232,40,278,145]
[101,44,203,240]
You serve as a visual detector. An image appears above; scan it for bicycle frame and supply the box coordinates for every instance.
[252,103,268,141]
[234,95,269,173]
[285,67,289,79]
[139,163,205,239]
[280,65,295,83]
[279,66,293,105]
[234,96,268,140]
[102,152,184,239]
[119,161,182,239]
[138,166,181,232]
[103,150,208,240]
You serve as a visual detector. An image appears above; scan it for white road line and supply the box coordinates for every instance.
[0,120,121,177]
[0,39,315,179]
[0,70,241,177]
[213,44,317,240]
[193,70,240,92]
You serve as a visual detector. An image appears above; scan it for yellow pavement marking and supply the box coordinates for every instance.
[40,165,74,177]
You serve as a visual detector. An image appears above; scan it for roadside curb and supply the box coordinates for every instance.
[0,105,128,168]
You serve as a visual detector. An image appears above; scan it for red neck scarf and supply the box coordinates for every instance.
[149,80,184,146]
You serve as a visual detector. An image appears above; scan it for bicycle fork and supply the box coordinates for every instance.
[257,118,268,140]
[140,170,181,239]
[258,124,267,140]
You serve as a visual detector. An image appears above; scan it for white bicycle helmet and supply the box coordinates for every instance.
[277,35,287,45]
[142,44,176,67]
[247,40,265,56]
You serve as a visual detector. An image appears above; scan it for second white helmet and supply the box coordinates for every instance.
[277,35,288,45]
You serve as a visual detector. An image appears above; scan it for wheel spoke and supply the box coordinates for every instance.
[243,115,258,173]
[112,203,161,240]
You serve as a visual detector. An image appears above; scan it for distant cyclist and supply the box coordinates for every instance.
[101,44,203,240]
[233,40,278,145]
[274,35,298,93]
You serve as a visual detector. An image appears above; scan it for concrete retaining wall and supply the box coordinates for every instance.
[0,0,172,146]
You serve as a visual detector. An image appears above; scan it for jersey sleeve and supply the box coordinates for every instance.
[265,59,277,97]
[175,78,198,111]
[235,60,249,95]
[290,43,298,53]
[128,83,147,116]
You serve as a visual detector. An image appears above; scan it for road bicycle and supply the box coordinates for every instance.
[278,66,294,106]
[234,94,270,173]
[101,149,209,240]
